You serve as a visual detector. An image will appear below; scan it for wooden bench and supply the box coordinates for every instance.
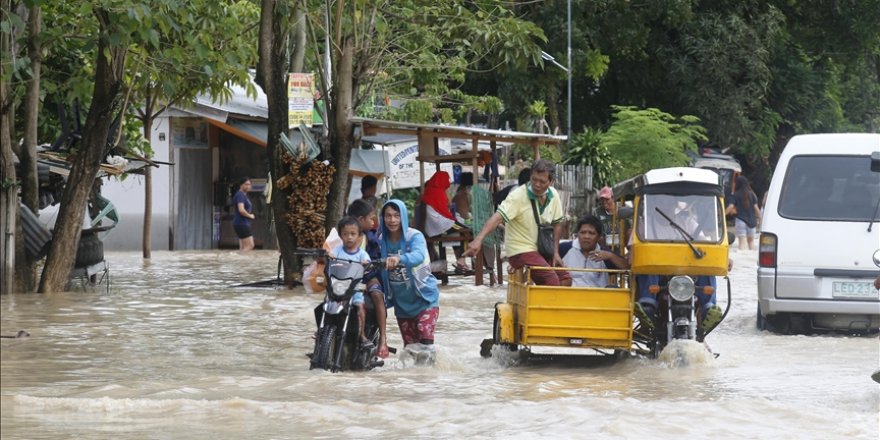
[415,203,487,286]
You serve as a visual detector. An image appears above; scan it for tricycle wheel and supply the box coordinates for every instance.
[492,307,517,354]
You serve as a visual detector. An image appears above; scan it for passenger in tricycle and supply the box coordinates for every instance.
[560,215,629,287]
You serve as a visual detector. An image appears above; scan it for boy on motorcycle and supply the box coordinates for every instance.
[346,199,391,358]
[329,216,374,348]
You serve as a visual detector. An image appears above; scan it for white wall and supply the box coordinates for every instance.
[101,117,172,251]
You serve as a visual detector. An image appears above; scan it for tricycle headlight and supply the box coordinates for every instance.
[668,276,695,302]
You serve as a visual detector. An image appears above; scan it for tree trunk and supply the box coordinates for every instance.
[39,13,126,293]
[143,165,152,257]
[290,4,306,73]
[20,5,40,213]
[325,36,355,232]
[142,98,154,259]
[0,71,15,295]
[15,4,41,291]
[1,0,14,295]
[257,0,300,282]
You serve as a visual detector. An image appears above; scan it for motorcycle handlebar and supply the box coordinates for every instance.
[324,255,403,269]
[293,247,326,257]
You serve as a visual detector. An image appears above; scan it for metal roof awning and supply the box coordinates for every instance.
[352,117,566,162]
[205,118,270,147]
[350,149,391,178]
[351,117,565,190]
[36,151,166,178]
[202,119,390,178]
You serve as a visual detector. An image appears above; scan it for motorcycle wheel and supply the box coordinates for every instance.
[311,326,336,370]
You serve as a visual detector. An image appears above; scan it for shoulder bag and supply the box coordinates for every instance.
[530,199,555,263]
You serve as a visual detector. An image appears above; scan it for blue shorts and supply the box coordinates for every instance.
[351,291,365,306]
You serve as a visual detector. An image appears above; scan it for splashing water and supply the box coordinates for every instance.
[657,339,716,368]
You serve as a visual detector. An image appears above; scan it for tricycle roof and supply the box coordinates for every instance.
[613,167,722,199]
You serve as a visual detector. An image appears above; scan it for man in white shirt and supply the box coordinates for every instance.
[562,215,629,287]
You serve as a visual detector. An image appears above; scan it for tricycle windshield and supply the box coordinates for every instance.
[636,193,724,243]
[328,259,365,280]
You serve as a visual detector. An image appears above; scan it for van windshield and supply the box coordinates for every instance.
[778,155,880,222]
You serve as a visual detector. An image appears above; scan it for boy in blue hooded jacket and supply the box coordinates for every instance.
[378,200,441,349]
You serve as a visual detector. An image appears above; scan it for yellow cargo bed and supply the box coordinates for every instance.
[500,268,634,351]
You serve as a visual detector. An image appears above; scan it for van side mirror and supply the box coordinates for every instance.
[871,151,880,172]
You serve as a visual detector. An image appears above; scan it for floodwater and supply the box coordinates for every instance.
[1,249,878,439]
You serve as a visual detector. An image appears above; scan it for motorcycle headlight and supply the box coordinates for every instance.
[668,276,695,302]
[330,279,350,298]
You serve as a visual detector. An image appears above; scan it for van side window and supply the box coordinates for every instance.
[778,155,880,221]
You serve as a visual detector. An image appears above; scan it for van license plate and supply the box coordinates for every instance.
[831,281,878,298]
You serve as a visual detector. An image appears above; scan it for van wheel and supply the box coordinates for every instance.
[756,304,770,331]
[758,304,790,333]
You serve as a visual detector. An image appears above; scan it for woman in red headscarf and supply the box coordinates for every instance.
[421,171,469,271]
[422,171,455,236]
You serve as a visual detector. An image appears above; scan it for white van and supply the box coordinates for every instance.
[757,133,880,333]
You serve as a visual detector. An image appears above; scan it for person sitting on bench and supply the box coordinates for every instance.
[421,171,469,271]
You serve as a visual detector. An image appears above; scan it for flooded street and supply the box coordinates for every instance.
[2,249,878,439]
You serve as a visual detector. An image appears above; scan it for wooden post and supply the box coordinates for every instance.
[490,140,502,285]
[471,137,482,285]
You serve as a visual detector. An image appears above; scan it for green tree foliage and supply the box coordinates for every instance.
[2,0,261,289]
[659,6,783,156]
[123,1,258,259]
[564,127,621,188]
[600,106,706,180]
[305,0,548,230]
[465,0,877,195]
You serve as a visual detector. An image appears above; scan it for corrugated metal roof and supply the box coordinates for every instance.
[351,117,567,143]
[194,82,268,120]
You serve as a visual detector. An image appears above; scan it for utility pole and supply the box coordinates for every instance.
[567,0,572,138]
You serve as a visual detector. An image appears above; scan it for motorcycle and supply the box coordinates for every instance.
[635,274,729,357]
[623,168,733,357]
[300,249,391,372]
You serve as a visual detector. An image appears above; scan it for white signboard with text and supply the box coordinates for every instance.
[387,139,454,190]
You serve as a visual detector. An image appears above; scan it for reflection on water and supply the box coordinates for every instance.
[1,250,878,439]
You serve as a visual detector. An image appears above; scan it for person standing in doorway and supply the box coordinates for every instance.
[233,177,255,252]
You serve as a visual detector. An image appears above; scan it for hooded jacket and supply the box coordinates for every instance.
[378,199,440,318]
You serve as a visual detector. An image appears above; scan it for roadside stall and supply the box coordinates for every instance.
[351,118,566,286]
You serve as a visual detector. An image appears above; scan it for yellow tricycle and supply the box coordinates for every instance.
[481,167,732,359]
